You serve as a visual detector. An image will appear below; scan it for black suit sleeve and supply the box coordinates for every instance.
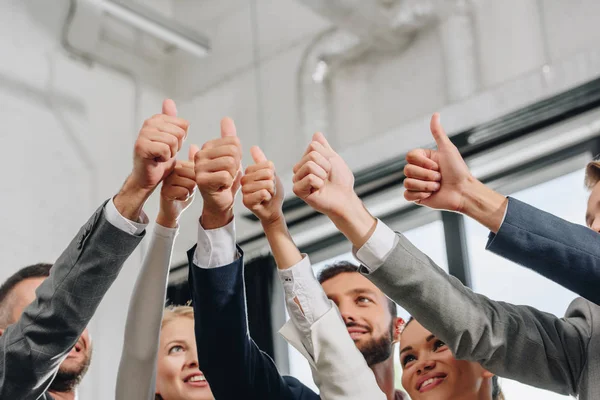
[188,246,319,400]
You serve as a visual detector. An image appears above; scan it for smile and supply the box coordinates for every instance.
[417,374,447,392]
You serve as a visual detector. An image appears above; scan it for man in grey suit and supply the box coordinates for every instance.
[291,117,600,400]
[0,99,190,400]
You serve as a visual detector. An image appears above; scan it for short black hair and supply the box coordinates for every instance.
[0,263,52,328]
[317,261,397,319]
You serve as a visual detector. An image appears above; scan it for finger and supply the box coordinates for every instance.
[243,190,272,209]
[144,130,178,159]
[156,122,186,152]
[430,113,452,149]
[196,171,233,191]
[196,156,238,178]
[293,149,332,174]
[221,117,237,138]
[251,146,267,164]
[293,161,327,184]
[312,132,333,151]
[189,144,200,162]
[403,178,440,192]
[301,140,335,159]
[137,139,171,162]
[162,186,192,201]
[162,99,178,117]
[293,174,325,198]
[244,161,274,176]
[173,162,196,180]
[404,191,433,202]
[241,168,274,185]
[200,137,242,153]
[403,164,441,181]
[197,144,241,163]
[151,115,190,131]
[241,180,275,196]
[405,149,439,171]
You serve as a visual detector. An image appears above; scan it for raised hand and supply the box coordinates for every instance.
[194,117,243,229]
[403,113,472,212]
[292,132,356,218]
[157,145,199,228]
[131,99,190,191]
[242,146,284,226]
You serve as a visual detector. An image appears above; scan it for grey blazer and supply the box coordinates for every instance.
[0,202,143,400]
[362,232,600,400]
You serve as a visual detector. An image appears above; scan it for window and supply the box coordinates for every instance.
[465,167,586,400]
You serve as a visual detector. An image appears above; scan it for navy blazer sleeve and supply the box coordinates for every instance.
[487,197,600,305]
[187,246,319,400]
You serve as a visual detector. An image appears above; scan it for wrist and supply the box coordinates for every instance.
[329,195,377,249]
[114,175,154,221]
[461,178,508,233]
[260,212,286,232]
[156,211,178,229]
[201,207,234,230]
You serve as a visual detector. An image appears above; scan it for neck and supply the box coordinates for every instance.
[370,356,396,400]
[48,390,76,400]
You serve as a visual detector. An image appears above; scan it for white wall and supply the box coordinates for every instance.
[0,0,171,398]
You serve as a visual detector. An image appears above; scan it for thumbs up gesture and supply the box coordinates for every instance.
[131,99,190,191]
[194,117,243,228]
[157,145,199,228]
[241,146,284,226]
[403,113,473,212]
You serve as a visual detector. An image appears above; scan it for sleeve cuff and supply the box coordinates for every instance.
[354,219,397,272]
[104,197,149,236]
[153,223,179,239]
[279,254,331,326]
[193,217,239,268]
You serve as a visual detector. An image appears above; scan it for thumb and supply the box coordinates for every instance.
[312,132,333,150]
[221,117,237,138]
[430,113,452,149]
[162,99,177,117]
[250,146,267,164]
[189,144,200,162]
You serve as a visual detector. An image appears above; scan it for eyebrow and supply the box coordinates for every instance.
[399,334,436,354]
[346,288,378,297]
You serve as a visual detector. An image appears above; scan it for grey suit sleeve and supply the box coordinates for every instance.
[115,225,177,400]
[487,197,600,305]
[361,232,590,396]
[0,202,143,400]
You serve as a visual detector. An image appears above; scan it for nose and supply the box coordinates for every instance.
[416,359,436,375]
[591,218,600,233]
[185,350,199,369]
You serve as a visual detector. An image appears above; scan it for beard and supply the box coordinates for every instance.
[49,346,93,393]
[353,322,394,367]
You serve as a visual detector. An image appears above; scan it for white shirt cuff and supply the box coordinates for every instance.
[498,196,509,228]
[193,217,239,268]
[104,198,149,236]
[354,219,398,272]
[153,223,179,240]
[278,254,331,327]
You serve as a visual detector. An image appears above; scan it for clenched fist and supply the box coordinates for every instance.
[131,99,190,191]
[242,146,284,226]
[157,145,199,228]
[194,117,242,229]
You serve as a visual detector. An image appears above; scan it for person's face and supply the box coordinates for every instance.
[156,317,214,400]
[586,181,600,232]
[321,272,402,366]
[399,320,492,399]
[8,277,92,390]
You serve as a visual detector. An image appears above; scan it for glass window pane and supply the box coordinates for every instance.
[465,168,585,399]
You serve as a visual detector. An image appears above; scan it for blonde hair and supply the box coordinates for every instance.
[155,305,195,400]
[585,159,600,190]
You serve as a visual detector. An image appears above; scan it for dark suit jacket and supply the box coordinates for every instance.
[0,202,143,400]
[486,197,600,305]
[188,246,319,400]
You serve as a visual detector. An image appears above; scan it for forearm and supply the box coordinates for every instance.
[116,224,177,400]
[460,178,508,233]
[263,217,302,270]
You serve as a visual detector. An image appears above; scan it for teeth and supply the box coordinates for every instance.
[189,376,206,382]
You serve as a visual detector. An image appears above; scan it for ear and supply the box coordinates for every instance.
[393,317,405,343]
[0,328,4,337]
